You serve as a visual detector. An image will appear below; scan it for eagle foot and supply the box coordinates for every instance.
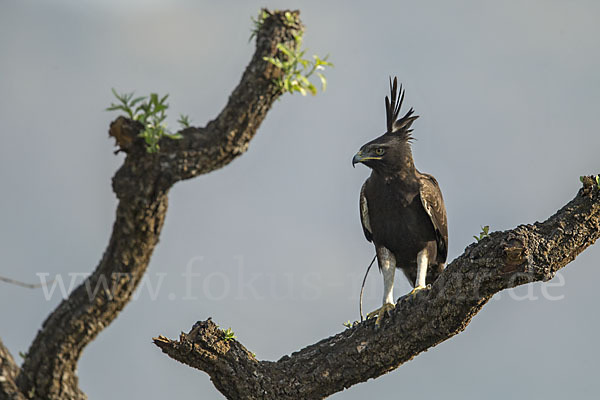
[367,303,395,326]
[408,285,427,296]
[397,285,428,303]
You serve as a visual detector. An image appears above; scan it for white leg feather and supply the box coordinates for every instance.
[415,248,428,288]
[367,247,397,325]
[379,247,395,305]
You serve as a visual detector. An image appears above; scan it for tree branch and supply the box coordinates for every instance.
[111,10,303,187]
[13,9,301,400]
[0,338,25,400]
[154,177,600,399]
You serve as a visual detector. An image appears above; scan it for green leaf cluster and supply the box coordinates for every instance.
[177,114,192,128]
[343,320,358,329]
[579,175,600,189]
[283,10,296,26]
[222,327,236,342]
[473,225,490,242]
[263,30,333,96]
[249,9,270,42]
[106,89,186,153]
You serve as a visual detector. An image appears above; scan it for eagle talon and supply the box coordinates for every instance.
[396,285,428,303]
[367,303,395,326]
[408,285,427,297]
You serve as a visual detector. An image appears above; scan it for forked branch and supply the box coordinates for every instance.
[5,9,303,400]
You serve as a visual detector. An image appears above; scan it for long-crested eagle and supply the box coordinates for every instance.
[352,77,448,325]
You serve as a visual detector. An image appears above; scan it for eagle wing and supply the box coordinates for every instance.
[359,180,373,242]
[417,172,448,264]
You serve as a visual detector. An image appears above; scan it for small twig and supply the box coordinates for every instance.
[359,254,377,322]
[0,275,52,289]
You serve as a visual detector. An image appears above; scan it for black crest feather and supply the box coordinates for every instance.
[385,76,419,135]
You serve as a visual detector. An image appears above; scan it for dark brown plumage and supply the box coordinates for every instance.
[353,77,448,324]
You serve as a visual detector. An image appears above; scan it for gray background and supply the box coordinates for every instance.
[1,0,599,399]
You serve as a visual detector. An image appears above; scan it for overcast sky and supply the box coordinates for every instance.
[1,0,599,399]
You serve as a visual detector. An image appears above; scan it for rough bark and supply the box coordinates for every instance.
[154,177,600,399]
[0,339,25,400]
[2,5,597,399]
[16,191,168,400]
[2,9,301,400]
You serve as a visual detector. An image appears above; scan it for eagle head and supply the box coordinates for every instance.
[352,77,419,173]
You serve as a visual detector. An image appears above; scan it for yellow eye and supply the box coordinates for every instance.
[375,148,385,155]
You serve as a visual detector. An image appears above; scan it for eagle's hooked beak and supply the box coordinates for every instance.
[352,151,363,168]
[352,150,381,167]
